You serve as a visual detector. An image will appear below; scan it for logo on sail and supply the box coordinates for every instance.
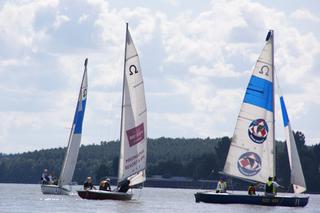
[126,123,145,147]
[248,119,269,144]
[237,152,262,176]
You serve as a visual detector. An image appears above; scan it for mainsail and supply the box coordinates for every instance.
[59,58,88,186]
[223,31,275,183]
[118,24,147,187]
[280,96,306,194]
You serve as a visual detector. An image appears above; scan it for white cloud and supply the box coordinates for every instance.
[53,14,70,29]
[78,14,89,23]
[290,9,320,22]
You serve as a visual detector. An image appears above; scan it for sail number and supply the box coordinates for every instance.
[259,65,269,76]
[129,65,138,75]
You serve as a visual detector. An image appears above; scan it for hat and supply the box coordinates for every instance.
[106,178,111,182]
[44,169,48,172]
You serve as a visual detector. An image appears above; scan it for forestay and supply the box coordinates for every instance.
[280,96,306,194]
[118,24,147,186]
[59,59,88,186]
[223,31,275,183]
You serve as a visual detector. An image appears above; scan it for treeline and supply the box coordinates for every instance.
[0,132,320,192]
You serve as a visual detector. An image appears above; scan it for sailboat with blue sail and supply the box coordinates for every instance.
[41,58,88,195]
[194,31,309,207]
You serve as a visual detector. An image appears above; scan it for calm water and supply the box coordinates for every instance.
[0,184,319,213]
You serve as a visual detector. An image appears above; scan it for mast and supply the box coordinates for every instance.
[117,23,128,185]
[271,30,276,177]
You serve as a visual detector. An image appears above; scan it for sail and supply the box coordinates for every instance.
[59,58,88,186]
[118,24,147,186]
[280,96,306,194]
[223,31,275,183]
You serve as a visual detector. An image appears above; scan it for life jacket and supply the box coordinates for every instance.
[265,181,273,193]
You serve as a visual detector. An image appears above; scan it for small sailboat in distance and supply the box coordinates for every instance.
[77,23,147,200]
[41,58,88,195]
[194,30,309,207]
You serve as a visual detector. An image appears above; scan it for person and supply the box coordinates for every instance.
[272,176,281,195]
[248,184,256,195]
[83,177,96,190]
[216,177,227,193]
[117,179,130,193]
[48,173,53,184]
[41,169,49,184]
[99,178,111,191]
[265,177,275,196]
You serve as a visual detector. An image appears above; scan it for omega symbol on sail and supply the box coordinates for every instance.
[237,152,262,176]
[248,119,269,144]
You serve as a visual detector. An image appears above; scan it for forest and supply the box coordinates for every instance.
[0,131,320,193]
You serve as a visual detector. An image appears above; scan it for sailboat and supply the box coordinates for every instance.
[194,30,309,207]
[41,58,88,195]
[77,23,147,201]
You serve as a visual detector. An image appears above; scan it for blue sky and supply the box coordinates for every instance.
[0,0,319,153]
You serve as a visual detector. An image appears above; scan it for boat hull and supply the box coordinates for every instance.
[77,190,133,201]
[194,191,309,207]
[41,184,70,195]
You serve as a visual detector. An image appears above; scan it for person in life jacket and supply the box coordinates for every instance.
[265,177,275,196]
[216,177,227,193]
[248,184,256,195]
[99,178,111,191]
[272,176,281,195]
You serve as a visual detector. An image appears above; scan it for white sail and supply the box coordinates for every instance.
[118,24,147,186]
[280,96,306,194]
[59,58,88,186]
[223,31,275,183]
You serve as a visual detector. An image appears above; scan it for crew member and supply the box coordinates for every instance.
[41,169,49,184]
[83,176,96,190]
[216,177,227,193]
[99,178,111,191]
[265,177,274,196]
[248,184,256,195]
[118,179,130,193]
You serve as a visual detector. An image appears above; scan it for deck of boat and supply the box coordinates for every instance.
[194,191,309,207]
[77,190,133,201]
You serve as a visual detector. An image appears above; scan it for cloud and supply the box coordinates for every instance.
[53,14,70,29]
[290,9,320,22]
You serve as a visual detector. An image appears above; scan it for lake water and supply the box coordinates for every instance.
[0,184,319,213]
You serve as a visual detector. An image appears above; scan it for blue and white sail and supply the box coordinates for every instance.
[59,58,88,187]
[118,24,147,187]
[223,31,275,183]
[280,96,306,194]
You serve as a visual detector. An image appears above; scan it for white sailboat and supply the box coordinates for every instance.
[41,58,88,195]
[77,23,147,200]
[195,30,309,207]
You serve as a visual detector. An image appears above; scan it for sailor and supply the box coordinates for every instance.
[48,173,53,184]
[118,179,130,193]
[41,169,49,184]
[99,178,111,191]
[272,176,281,195]
[216,177,227,193]
[83,176,96,190]
[265,177,274,196]
[248,184,256,195]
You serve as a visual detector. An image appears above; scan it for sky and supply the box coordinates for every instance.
[0,0,319,153]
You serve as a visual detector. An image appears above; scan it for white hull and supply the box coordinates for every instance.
[41,184,70,195]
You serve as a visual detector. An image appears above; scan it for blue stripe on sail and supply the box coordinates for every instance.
[74,99,86,134]
[280,96,289,127]
[243,76,273,112]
